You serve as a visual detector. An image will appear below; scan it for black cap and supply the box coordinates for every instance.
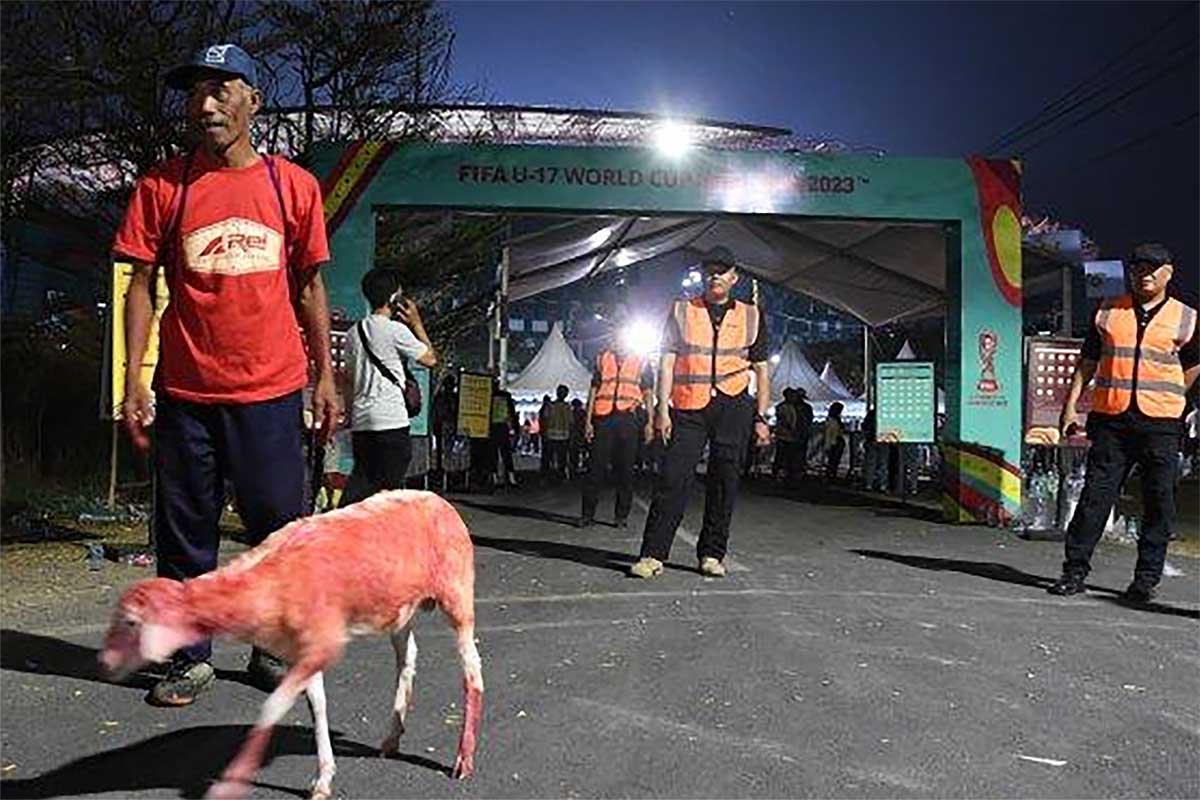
[695,245,737,272]
[1127,242,1172,268]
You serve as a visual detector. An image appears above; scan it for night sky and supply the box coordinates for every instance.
[446,1,1198,298]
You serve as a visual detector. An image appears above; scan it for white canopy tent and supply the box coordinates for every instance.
[503,215,946,328]
[506,321,594,400]
[770,340,833,402]
[819,361,856,400]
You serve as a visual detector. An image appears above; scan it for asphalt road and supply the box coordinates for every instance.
[2,477,1198,799]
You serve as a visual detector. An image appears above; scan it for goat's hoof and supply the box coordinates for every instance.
[205,779,250,800]
[379,736,400,757]
[452,755,474,780]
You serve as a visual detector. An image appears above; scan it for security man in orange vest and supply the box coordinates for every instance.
[579,327,655,529]
[1051,243,1199,603]
[630,246,771,579]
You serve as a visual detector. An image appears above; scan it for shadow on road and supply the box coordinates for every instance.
[0,724,407,799]
[0,629,279,696]
[456,500,582,528]
[1,629,156,690]
[748,481,946,523]
[850,549,1200,620]
[471,534,634,574]
[850,548,1057,589]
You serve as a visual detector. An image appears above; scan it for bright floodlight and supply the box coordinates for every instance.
[770,353,781,365]
[653,120,692,158]
[621,318,661,355]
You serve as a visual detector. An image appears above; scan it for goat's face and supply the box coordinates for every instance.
[99,578,199,681]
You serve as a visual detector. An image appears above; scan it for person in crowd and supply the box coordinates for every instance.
[543,385,574,479]
[570,398,588,476]
[1050,243,1198,602]
[114,43,337,705]
[538,394,552,474]
[489,379,519,487]
[580,328,654,528]
[343,269,437,504]
[773,388,798,479]
[860,406,888,491]
[630,246,770,579]
[431,373,459,474]
[822,402,847,481]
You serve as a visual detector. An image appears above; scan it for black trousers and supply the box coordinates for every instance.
[544,439,570,477]
[154,391,305,663]
[1063,418,1178,585]
[345,427,413,505]
[582,411,639,522]
[639,393,754,563]
[490,424,515,478]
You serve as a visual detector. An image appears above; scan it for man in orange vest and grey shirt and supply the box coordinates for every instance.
[580,324,655,529]
[630,247,771,579]
[1051,243,1198,603]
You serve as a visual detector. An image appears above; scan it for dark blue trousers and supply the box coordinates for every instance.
[153,391,305,663]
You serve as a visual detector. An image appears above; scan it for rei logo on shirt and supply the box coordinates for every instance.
[182,217,282,276]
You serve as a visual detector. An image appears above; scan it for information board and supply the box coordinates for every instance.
[457,372,493,439]
[1024,337,1092,445]
[875,361,935,443]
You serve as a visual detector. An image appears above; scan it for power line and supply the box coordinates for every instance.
[1054,111,1198,175]
[1016,45,1198,157]
[983,4,1196,154]
[994,35,1197,155]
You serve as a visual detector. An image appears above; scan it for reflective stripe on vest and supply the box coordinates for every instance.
[545,401,572,440]
[490,395,509,425]
[1092,295,1196,418]
[670,298,759,411]
[594,350,644,416]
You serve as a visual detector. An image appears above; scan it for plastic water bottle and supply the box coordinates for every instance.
[1125,515,1140,541]
[86,543,105,571]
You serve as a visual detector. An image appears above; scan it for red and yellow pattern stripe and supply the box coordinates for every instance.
[320,140,396,237]
[942,441,1022,524]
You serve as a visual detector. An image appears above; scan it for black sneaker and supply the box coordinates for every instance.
[246,647,289,692]
[1123,581,1157,604]
[148,659,215,706]
[1047,573,1087,596]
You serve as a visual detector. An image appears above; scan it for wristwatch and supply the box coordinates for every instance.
[754,413,769,425]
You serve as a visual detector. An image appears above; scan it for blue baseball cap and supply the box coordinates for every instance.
[165,44,258,91]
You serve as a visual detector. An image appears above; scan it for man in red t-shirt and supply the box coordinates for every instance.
[112,44,337,707]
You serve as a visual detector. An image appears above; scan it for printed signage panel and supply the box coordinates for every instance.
[1024,337,1091,445]
[457,372,493,439]
[876,361,936,443]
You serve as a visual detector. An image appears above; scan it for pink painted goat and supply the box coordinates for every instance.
[99,490,484,800]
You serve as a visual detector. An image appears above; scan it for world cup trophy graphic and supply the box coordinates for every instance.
[976,328,1000,394]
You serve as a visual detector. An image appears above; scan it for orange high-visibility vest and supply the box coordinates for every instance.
[1092,295,1196,418]
[593,350,645,416]
[670,298,760,411]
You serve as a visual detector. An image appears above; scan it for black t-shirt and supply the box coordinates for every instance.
[1080,297,1198,432]
[660,299,769,363]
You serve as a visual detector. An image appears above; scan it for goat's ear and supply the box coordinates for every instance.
[140,622,200,663]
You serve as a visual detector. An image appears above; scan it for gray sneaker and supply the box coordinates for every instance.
[148,660,215,706]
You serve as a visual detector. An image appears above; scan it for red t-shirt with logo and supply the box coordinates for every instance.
[113,149,330,404]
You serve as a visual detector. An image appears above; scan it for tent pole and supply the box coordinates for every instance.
[1060,263,1072,336]
[107,421,118,509]
[498,245,511,388]
[863,325,872,407]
